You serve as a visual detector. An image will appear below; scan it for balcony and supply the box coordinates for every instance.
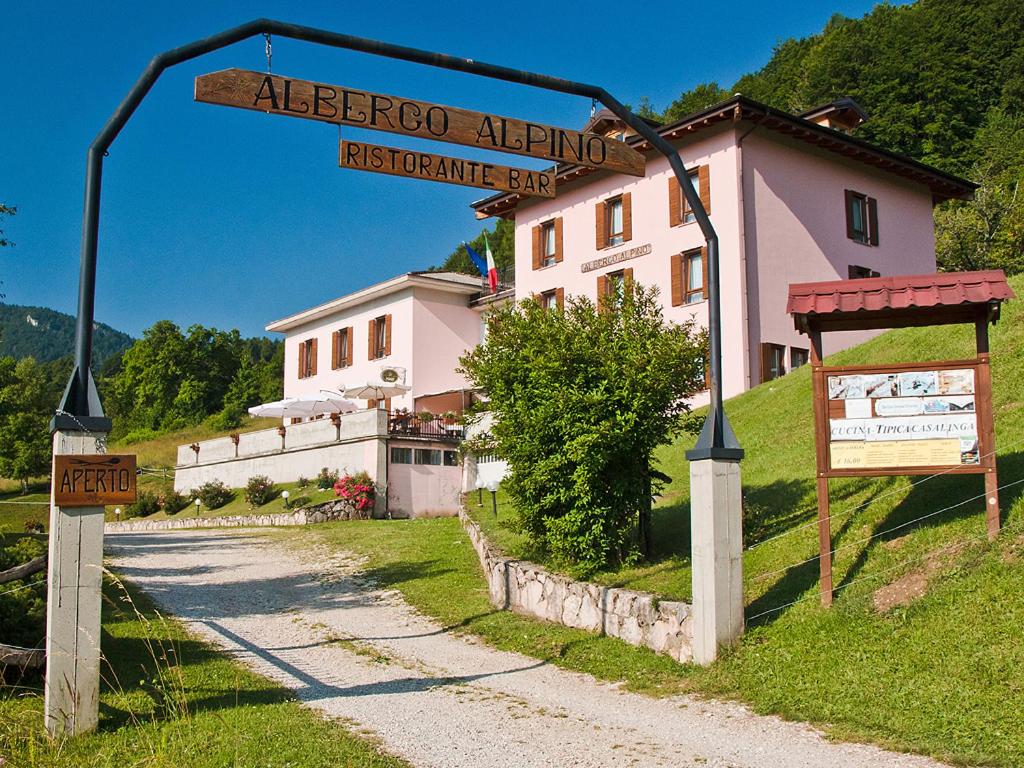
[388,411,465,442]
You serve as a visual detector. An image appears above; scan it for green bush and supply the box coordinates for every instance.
[296,476,310,490]
[124,491,160,519]
[460,282,706,574]
[0,536,47,650]
[288,495,311,509]
[161,487,191,515]
[244,475,277,508]
[316,468,340,490]
[195,480,233,510]
[120,427,161,445]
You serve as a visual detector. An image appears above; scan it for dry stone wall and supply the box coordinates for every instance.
[105,499,363,533]
[459,508,693,663]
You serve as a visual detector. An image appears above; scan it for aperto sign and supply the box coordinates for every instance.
[53,454,137,507]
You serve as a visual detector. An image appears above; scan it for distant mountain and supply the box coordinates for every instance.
[0,304,133,365]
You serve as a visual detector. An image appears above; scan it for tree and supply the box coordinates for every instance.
[459,283,707,574]
[0,203,14,248]
[0,357,52,491]
[434,218,515,276]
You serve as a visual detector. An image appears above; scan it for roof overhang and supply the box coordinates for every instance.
[788,270,1015,335]
[266,272,483,333]
[471,95,976,219]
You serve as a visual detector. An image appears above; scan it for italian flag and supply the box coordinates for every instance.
[484,231,499,293]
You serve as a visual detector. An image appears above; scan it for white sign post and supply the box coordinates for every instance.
[44,429,108,736]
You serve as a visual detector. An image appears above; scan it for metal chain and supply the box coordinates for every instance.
[264,33,273,73]
[53,409,107,453]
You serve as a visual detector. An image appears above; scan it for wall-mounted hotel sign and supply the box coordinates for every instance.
[195,69,645,178]
[53,454,137,507]
[580,243,652,273]
[340,140,555,197]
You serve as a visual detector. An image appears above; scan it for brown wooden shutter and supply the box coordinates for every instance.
[345,326,353,366]
[367,398,377,409]
[384,314,392,356]
[595,201,608,249]
[310,338,318,376]
[554,217,564,263]
[698,165,711,215]
[596,274,608,308]
[621,192,632,242]
[760,342,771,384]
[368,318,377,360]
[668,176,681,226]
[331,331,339,369]
[555,287,565,310]
[844,190,856,240]
[701,245,710,300]
[297,342,304,378]
[867,197,879,246]
[623,267,634,287]
[532,225,541,270]
[671,253,683,306]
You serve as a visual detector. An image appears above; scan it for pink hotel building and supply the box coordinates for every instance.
[176,96,975,516]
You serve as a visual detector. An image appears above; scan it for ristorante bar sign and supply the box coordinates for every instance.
[195,69,645,179]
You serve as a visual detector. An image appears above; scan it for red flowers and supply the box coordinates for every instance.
[333,471,375,514]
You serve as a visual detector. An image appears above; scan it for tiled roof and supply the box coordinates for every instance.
[787,270,1015,318]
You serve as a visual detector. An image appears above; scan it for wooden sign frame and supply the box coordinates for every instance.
[807,319,1000,606]
[53,454,137,507]
[195,68,646,177]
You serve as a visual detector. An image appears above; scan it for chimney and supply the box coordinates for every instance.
[798,97,868,134]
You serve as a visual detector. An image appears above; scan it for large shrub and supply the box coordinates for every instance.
[195,480,233,510]
[460,282,706,574]
[125,491,160,519]
[244,475,277,508]
[161,487,191,515]
[0,537,47,650]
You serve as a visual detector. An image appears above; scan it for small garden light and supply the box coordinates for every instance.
[114,507,121,521]
[486,479,499,517]
[194,498,201,516]
[475,477,486,506]
[282,489,290,509]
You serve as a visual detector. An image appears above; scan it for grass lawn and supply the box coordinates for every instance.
[0,535,407,768]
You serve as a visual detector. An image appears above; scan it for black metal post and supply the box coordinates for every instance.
[491,489,498,517]
[55,18,740,460]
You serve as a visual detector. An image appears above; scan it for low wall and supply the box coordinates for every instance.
[105,499,368,533]
[458,509,693,663]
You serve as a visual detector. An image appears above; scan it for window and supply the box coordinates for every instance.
[845,190,879,245]
[414,448,442,466]
[684,249,705,304]
[297,338,317,379]
[443,450,459,467]
[669,165,710,227]
[532,218,562,269]
[368,315,391,360]
[331,327,352,369]
[391,447,413,464]
[541,221,556,267]
[598,269,631,310]
[539,288,563,311]
[790,347,809,370]
[607,197,624,246]
[848,264,880,280]
[596,193,631,249]
[761,343,786,383]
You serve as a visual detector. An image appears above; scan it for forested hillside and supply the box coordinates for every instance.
[636,0,1023,275]
[0,304,132,365]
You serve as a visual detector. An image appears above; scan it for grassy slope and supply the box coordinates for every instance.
[299,275,1024,765]
[0,538,407,768]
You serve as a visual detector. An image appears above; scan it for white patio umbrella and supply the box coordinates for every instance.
[247,398,305,418]
[294,392,359,416]
[343,381,412,402]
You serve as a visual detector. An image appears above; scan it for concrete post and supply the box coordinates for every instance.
[689,457,744,665]
[45,429,107,736]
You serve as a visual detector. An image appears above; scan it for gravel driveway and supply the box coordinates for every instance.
[106,529,949,768]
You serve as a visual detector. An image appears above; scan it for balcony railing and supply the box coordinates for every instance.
[388,412,465,441]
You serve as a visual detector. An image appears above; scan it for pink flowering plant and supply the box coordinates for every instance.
[333,471,376,518]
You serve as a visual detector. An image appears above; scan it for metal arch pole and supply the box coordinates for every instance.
[55,17,740,459]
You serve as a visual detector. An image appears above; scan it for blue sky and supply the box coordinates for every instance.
[2,0,882,339]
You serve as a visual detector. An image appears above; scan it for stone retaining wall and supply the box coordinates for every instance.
[458,508,693,663]
[105,499,366,533]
